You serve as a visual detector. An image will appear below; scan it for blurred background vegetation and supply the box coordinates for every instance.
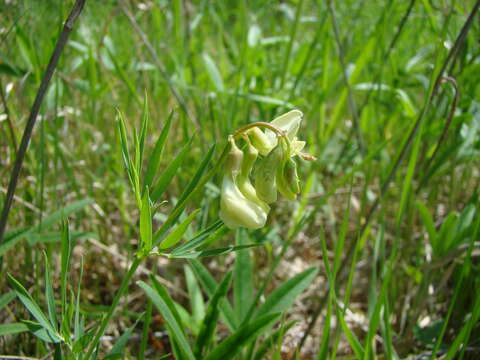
[1,0,480,358]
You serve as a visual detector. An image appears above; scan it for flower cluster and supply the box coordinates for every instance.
[219,110,314,229]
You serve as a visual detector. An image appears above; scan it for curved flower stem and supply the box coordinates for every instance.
[233,122,286,138]
[232,121,292,153]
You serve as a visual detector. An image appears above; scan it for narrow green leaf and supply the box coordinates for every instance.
[22,320,62,343]
[184,265,205,331]
[139,93,149,169]
[416,201,437,246]
[194,272,232,357]
[159,209,200,250]
[336,305,365,359]
[0,199,92,257]
[74,257,85,343]
[0,322,29,336]
[169,244,261,259]
[153,143,217,245]
[253,321,296,360]
[60,221,72,332]
[175,144,216,209]
[140,188,153,253]
[204,313,281,360]
[144,111,173,189]
[189,260,237,330]
[150,136,194,202]
[255,267,318,318]
[72,327,96,354]
[138,280,195,360]
[171,220,224,255]
[0,291,16,310]
[117,110,132,177]
[105,318,141,360]
[139,299,152,360]
[0,62,27,77]
[0,228,30,257]
[39,199,92,232]
[44,252,58,331]
[234,229,253,323]
[108,48,141,104]
[202,53,225,91]
[133,127,141,177]
[7,274,59,341]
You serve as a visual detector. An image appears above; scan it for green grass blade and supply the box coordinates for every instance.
[184,264,205,331]
[138,93,149,169]
[169,244,262,259]
[194,271,233,357]
[0,322,29,336]
[150,136,193,203]
[144,111,174,189]
[44,252,58,331]
[138,280,195,360]
[255,267,318,318]
[336,304,365,359]
[60,221,71,341]
[203,53,225,92]
[234,228,253,323]
[7,274,60,342]
[21,320,62,343]
[159,209,200,250]
[189,260,237,330]
[175,143,216,209]
[1,200,92,257]
[204,313,281,360]
[253,320,296,360]
[171,220,225,255]
[0,291,16,310]
[140,187,153,253]
[105,318,141,360]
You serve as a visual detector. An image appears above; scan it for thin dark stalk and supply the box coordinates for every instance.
[0,0,87,244]
[334,0,416,169]
[358,0,417,112]
[298,0,480,350]
[418,76,459,190]
[327,0,364,154]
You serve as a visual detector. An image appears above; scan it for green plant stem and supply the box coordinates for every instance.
[85,256,142,358]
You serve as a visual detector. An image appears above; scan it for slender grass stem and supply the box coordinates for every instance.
[327,0,364,153]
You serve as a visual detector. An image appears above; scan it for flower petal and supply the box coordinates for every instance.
[219,175,268,229]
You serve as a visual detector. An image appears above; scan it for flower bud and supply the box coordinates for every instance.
[246,127,273,156]
[277,158,300,200]
[240,138,258,178]
[225,135,243,176]
[254,143,283,203]
[238,140,270,214]
[284,158,300,194]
